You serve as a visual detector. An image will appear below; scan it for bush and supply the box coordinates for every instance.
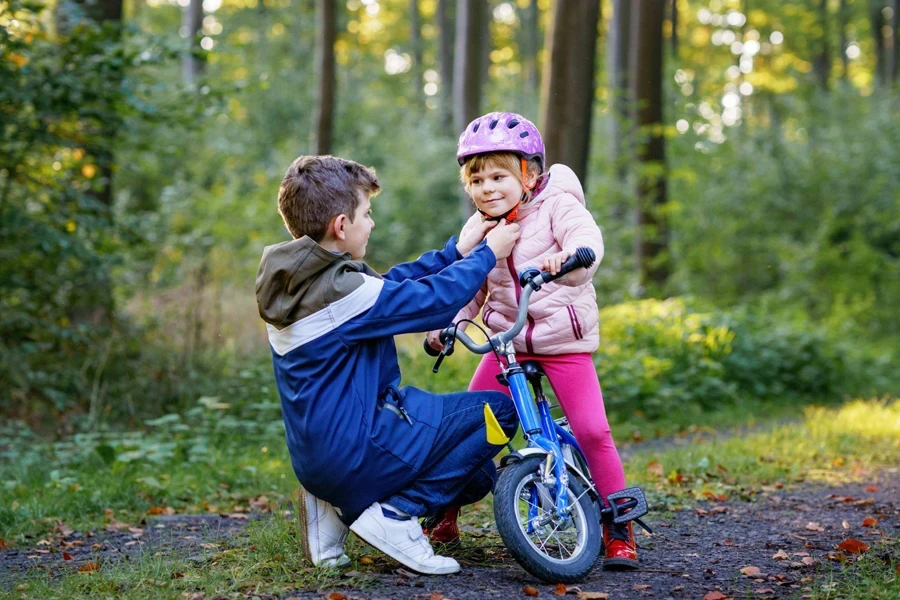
[594,298,850,421]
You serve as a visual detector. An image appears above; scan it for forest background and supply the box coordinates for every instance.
[1,0,899,437]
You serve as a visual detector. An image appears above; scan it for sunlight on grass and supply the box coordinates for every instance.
[625,397,900,508]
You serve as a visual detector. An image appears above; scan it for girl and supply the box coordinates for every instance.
[425,112,638,570]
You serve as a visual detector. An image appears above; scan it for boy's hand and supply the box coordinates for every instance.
[541,250,574,276]
[457,220,499,256]
[485,220,520,261]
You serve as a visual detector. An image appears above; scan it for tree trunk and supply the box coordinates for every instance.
[540,0,601,186]
[453,0,486,220]
[813,0,831,90]
[839,0,850,82]
[315,0,336,155]
[438,0,455,126]
[182,0,204,84]
[887,0,899,84]
[608,0,632,217]
[520,0,540,98]
[410,0,424,107]
[630,0,669,291]
[870,0,887,86]
[480,1,492,92]
[669,0,678,56]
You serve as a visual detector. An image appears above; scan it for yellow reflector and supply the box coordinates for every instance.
[484,403,510,445]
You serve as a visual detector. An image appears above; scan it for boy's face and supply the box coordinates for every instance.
[341,192,374,259]
[468,164,523,218]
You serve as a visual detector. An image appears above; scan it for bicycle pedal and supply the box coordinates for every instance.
[605,487,649,524]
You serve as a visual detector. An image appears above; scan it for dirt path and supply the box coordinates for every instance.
[3,468,896,599]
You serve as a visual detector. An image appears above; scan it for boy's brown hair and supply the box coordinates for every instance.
[460,151,542,201]
[277,155,380,241]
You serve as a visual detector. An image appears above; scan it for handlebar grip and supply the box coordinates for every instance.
[546,247,596,282]
[423,337,442,357]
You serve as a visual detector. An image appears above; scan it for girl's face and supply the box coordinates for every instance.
[468,165,523,218]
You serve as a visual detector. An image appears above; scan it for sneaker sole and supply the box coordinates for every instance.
[350,521,460,575]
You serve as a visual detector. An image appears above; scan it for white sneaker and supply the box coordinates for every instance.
[349,502,460,575]
[297,486,350,568]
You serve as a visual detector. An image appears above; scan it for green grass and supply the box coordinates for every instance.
[2,397,898,599]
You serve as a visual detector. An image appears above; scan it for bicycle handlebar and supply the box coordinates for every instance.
[423,247,596,358]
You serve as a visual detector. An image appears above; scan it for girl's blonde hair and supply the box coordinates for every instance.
[460,152,542,201]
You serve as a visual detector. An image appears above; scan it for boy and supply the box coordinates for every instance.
[256,155,520,575]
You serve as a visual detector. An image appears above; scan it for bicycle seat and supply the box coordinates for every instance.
[521,360,547,385]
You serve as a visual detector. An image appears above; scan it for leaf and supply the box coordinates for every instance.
[95,444,116,465]
[327,593,345,600]
[801,557,816,566]
[804,522,824,532]
[0,538,8,550]
[62,552,73,561]
[633,584,652,590]
[359,556,374,565]
[861,517,877,527]
[740,566,761,576]
[78,562,101,573]
[836,539,868,554]
[703,592,729,600]
[429,594,444,600]
[555,584,567,596]
[577,593,609,600]
[865,485,878,492]
[754,589,775,595]
[523,586,540,597]
[772,550,789,560]
[842,520,850,529]
[646,461,664,477]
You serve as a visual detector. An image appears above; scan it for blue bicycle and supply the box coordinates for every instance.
[425,247,650,582]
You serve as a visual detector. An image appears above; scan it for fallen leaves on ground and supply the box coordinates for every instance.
[772,550,789,560]
[523,586,540,597]
[62,551,73,561]
[836,539,869,554]
[865,485,878,492]
[576,593,609,600]
[0,538,8,550]
[633,584,652,591]
[646,461,664,477]
[78,562,101,573]
[862,517,878,527]
[740,566,766,578]
[554,584,567,596]
[429,593,444,600]
[327,593,345,600]
[805,522,824,532]
[703,592,730,600]
[359,556,374,566]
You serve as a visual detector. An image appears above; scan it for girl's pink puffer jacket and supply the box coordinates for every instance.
[454,164,604,355]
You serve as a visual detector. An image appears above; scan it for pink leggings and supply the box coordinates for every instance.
[469,352,626,500]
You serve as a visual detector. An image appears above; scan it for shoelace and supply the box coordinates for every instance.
[608,524,631,543]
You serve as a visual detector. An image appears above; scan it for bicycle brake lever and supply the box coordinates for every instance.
[431,352,446,374]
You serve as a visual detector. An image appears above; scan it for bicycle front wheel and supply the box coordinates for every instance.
[493,456,602,583]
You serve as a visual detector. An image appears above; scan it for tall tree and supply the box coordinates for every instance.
[669,0,678,56]
[539,0,601,186]
[608,0,632,214]
[630,0,669,290]
[888,0,900,84]
[453,0,486,220]
[438,0,455,126]
[314,0,336,154]
[520,0,540,98]
[813,0,831,90]
[839,0,850,82]
[182,0,204,84]
[870,0,887,86]
[410,0,424,107]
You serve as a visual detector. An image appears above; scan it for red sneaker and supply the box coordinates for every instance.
[422,507,461,545]
[602,521,639,570]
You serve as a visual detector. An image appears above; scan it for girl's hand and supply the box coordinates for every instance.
[426,329,445,352]
[541,250,573,276]
[456,220,499,256]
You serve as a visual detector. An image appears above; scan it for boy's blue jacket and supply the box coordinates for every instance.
[256,236,496,522]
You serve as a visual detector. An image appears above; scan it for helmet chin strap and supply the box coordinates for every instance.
[478,158,535,223]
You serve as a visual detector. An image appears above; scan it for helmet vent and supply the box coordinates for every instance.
[489,119,499,129]
[507,119,519,128]
[472,122,480,132]
[519,131,529,138]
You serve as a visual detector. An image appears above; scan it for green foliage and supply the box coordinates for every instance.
[594,298,851,420]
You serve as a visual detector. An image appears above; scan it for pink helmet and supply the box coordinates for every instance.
[456,112,545,170]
